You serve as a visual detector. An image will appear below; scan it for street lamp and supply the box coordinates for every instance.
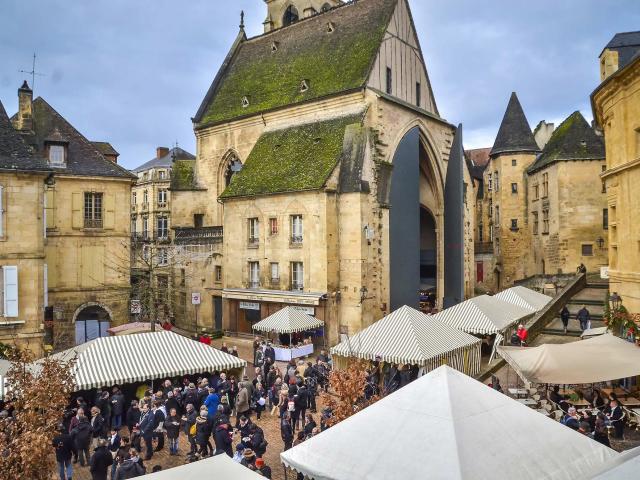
[596,237,605,249]
[610,292,622,311]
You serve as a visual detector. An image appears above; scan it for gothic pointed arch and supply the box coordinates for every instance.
[218,149,243,194]
[283,4,299,26]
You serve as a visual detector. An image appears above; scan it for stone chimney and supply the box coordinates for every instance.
[533,120,555,150]
[157,147,170,159]
[15,80,33,132]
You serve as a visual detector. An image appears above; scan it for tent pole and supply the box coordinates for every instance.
[284,465,288,480]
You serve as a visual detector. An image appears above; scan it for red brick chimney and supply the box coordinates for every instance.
[157,147,170,159]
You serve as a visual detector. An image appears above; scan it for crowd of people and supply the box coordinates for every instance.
[550,386,627,443]
[41,338,334,480]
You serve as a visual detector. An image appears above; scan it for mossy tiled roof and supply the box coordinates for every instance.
[220,114,363,199]
[527,111,605,174]
[491,92,540,156]
[195,0,397,126]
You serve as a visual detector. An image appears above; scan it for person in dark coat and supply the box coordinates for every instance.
[110,436,130,480]
[264,343,276,365]
[577,305,591,331]
[151,401,165,452]
[560,306,571,334]
[89,439,113,480]
[90,406,106,447]
[181,403,197,454]
[96,391,112,431]
[608,399,625,438]
[115,449,146,479]
[164,408,181,455]
[53,424,74,480]
[294,385,308,430]
[107,428,121,454]
[110,388,125,429]
[125,401,140,437]
[138,404,154,460]
[255,458,272,479]
[213,422,233,457]
[248,424,267,458]
[165,391,180,416]
[71,415,92,466]
[303,413,316,438]
[184,383,199,409]
[194,411,212,457]
[281,412,293,451]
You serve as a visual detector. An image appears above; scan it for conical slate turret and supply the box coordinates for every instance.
[491,92,540,156]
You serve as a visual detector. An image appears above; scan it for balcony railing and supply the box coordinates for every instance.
[174,226,223,245]
[84,218,103,229]
[475,241,494,255]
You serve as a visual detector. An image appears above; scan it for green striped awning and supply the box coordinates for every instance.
[44,331,246,391]
[252,307,324,334]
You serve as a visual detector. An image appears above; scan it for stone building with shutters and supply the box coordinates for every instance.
[1,82,135,351]
[592,31,640,313]
[172,0,473,344]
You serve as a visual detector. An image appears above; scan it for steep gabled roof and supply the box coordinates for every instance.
[220,114,363,199]
[14,98,135,179]
[465,147,491,181]
[490,92,540,157]
[527,111,605,174]
[0,100,50,172]
[91,141,119,157]
[195,0,398,126]
[132,147,195,173]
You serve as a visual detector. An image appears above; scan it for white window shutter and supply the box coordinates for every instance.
[3,266,18,317]
[43,264,48,308]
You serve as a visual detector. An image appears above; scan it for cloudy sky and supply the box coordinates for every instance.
[1,0,638,169]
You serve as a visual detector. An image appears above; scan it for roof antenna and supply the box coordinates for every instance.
[240,10,245,31]
[19,53,46,92]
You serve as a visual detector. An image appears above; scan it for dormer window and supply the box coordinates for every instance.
[49,145,66,167]
[271,41,279,52]
[326,21,335,33]
[241,96,250,108]
[300,80,310,93]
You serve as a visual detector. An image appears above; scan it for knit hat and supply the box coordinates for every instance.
[255,458,265,468]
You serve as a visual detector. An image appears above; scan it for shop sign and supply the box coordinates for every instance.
[130,300,142,314]
[290,305,315,315]
[600,267,609,280]
[240,301,260,311]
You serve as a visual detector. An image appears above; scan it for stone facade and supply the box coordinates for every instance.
[592,31,640,313]
[171,0,472,344]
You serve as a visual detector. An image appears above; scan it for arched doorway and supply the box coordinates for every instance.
[389,126,443,311]
[74,303,111,345]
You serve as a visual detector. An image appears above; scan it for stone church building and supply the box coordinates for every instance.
[172,0,473,344]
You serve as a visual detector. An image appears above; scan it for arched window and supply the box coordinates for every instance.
[283,5,299,26]
[224,154,243,187]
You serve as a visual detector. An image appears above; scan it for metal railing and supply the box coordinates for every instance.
[475,241,494,255]
[174,226,223,245]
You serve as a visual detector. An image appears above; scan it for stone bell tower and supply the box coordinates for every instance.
[263,0,342,32]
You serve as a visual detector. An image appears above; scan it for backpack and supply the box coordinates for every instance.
[189,424,196,436]
[288,400,295,412]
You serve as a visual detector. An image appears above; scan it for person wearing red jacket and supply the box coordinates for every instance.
[516,324,528,345]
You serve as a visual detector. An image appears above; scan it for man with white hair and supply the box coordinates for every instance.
[561,407,580,430]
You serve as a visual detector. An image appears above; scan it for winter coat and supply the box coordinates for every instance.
[184,389,199,408]
[116,458,146,479]
[138,412,154,437]
[295,387,308,410]
[53,433,74,462]
[236,385,250,413]
[281,419,293,443]
[72,418,92,449]
[182,409,197,436]
[164,414,181,439]
[214,424,233,457]
[264,346,276,364]
[152,409,165,430]
[91,414,106,438]
[195,416,211,444]
[204,392,220,418]
[108,433,121,452]
[89,445,113,476]
[165,397,180,416]
[126,406,140,429]
[111,393,125,416]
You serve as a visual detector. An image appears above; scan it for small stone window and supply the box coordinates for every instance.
[300,79,309,93]
[582,244,593,257]
[326,21,335,33]
[241,96,250,108]
[271,41,279,52]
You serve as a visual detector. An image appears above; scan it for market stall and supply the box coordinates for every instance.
[252,307,324,360]
[330,305,482,376]
[138,451,263,479]
[588,446,640,479]
[281,365,616,480]
[497,334,640,386]
[34,330,246,391]
[494,285,553,312]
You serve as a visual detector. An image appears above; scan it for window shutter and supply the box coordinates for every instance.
[45,189,56,230]
[3,266,18,317]
[72,192,83,229]
[43,264,48,308]
[104,193,115,230]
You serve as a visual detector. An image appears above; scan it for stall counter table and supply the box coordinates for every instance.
[273,344,314,362]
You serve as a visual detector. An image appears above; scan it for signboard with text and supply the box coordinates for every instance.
[240,301,260,311]
[290,305,315,315]
[600,266,610,280]
[191,293,201,305]
[130,300,141,314]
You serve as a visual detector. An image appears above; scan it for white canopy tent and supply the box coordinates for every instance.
[589,446,640,479]
[330,306,481,376]
[34,331,246,391]
[431,294,532,335]
[281,365,616,480]
[497,334,640,385]
[252,306,324,334]
[494,285,553,312]
[137,453,263,479]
